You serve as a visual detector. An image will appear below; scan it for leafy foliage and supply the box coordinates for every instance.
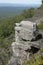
[23,49,43,65]
[38,23,43,30]
[0,8,35,39]
[21,8,35,18]
[0,7,43,65]
[42,0,43,4]
[0,8,35,65]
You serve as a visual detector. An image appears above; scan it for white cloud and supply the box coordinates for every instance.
[0,0,41,4]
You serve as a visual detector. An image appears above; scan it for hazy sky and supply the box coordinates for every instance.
[0,0,41,4]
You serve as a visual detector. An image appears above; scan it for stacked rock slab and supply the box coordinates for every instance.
[8,21,43,65]
[15,21,39,42]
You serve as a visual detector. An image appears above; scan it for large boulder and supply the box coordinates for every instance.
[8,21,43,65]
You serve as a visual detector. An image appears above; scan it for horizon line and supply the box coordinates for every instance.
[0,3,42,5]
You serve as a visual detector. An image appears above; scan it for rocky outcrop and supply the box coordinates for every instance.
[8,21,43,65]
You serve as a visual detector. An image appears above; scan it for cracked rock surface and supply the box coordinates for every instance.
[8,21,43,65]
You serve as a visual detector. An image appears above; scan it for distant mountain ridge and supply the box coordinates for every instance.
[0,3,41,8]
[0,4,41,19]
[0,3,41,19]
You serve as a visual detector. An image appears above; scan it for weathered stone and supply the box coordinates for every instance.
[8,20,43,65]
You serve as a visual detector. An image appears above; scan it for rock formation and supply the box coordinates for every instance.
[8,21,43,65]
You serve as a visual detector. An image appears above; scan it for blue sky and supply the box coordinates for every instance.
[0,0,42,4]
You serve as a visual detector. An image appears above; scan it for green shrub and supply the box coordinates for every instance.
[38,23,43,30]
[0,8,35,65]
[23,52,43,65]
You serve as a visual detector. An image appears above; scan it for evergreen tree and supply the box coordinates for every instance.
[42,0,43,4]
